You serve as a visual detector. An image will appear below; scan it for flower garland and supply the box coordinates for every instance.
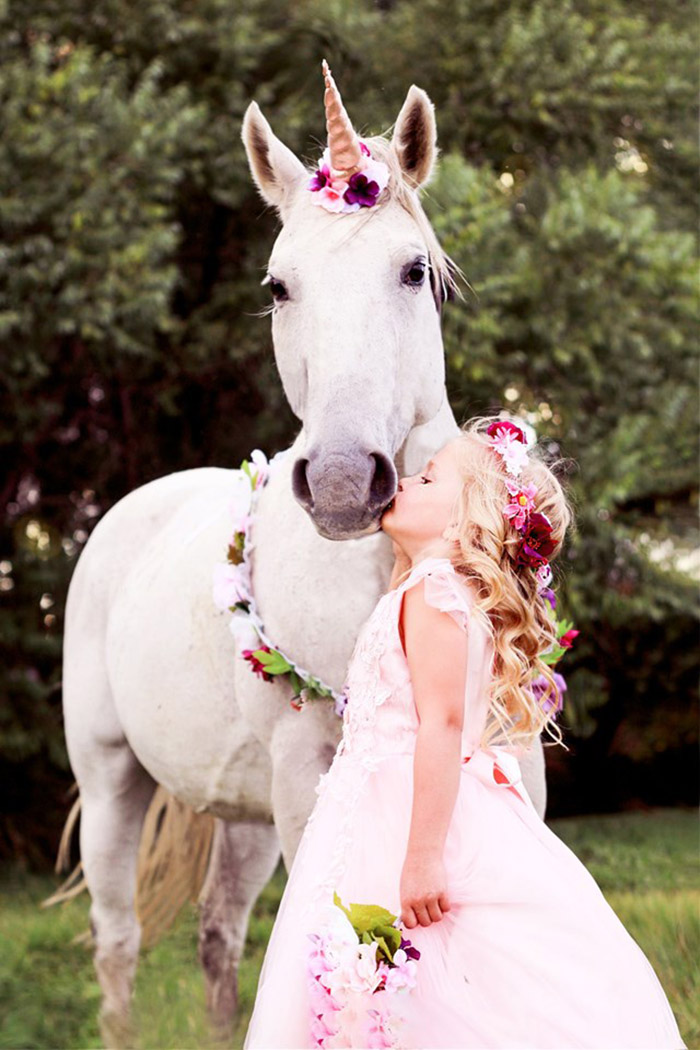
[306,891,420,1048]
[308,140,390,214]
[212,448,348,717]
[486,418,579,716]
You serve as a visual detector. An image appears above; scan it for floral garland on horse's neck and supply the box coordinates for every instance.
[212,448,349,718]
[212,444,577,721]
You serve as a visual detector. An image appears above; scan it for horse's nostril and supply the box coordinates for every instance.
[291,457,313,509]
[368,451,396,508]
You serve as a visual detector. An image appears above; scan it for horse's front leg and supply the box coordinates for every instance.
[268,698,341,871]
[197,816,280,1037]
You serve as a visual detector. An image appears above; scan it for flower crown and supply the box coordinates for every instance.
[307,59,391,215]
[308,140,390,214]
[486,419,556,592]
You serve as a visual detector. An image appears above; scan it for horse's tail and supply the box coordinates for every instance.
[42,784,215,949]
[134,786,215,948]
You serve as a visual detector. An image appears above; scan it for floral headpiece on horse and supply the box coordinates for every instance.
[308,60,391,214]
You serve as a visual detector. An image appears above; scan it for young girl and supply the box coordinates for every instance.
[243,415,686,1049]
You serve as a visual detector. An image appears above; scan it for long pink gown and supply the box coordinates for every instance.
[244,556,686,1049]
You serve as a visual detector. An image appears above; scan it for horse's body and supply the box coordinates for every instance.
[61,74,547,1042]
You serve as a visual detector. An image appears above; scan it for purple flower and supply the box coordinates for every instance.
[344,171,380,207]
[540,587,557,611]
[530,671,567,716]
[334,688,349,719]
[399,935,421,961]
[308,165,330,192]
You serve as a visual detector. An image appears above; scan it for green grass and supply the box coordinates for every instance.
[0,807,697,1049]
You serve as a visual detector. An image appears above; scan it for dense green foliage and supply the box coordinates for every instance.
[1,0,697,863]
[1,809,698,1048]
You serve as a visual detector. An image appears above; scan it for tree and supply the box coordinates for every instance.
[1,0,697,861]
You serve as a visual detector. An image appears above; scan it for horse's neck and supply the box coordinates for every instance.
[394,385,460,477]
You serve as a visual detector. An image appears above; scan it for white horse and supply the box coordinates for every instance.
[61,66,547,1043]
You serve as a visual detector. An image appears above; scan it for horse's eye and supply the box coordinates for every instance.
[269,278,288,302]
[402,259,427,288]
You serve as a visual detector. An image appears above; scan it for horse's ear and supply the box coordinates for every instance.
[242,102,309,218]
[391,86,438,190]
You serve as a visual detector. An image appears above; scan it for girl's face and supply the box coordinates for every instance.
[381,439,465,556]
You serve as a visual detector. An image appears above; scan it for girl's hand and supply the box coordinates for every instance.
[400,851,451,929]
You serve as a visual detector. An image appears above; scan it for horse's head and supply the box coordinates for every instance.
[242,62,456,540]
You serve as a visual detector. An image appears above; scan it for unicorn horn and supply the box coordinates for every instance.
[321,59,363,180]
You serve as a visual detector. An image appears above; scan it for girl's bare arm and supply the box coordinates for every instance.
[398,579,468,925]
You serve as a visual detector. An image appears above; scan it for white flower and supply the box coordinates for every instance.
[212,562,251,611]
[360,156,390,194]
[229,616,261,651]
[317,903,357,947]
[249,448,270,487]
[351,941,382,993]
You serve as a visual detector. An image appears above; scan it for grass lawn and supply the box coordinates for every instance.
[0,806,697,1049]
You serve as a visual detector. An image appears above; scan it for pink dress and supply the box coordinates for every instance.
[244,556,686,1049]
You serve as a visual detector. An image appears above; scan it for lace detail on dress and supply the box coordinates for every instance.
[301,594,394,922]
[300,557,494,922]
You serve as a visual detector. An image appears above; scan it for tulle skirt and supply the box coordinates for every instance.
[244,749,686,1049]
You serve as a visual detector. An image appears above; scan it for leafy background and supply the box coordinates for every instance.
[1,0,698,867]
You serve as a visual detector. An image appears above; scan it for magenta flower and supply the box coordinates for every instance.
[559,629,580,649]
[515,512,556,567]
[487,419,527,444]
[345,171,381,207]
[308,164,331,192]
[241,646,273,682]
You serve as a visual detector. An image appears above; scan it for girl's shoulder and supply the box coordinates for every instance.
[393,557,490,638]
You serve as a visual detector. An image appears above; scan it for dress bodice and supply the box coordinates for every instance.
[339,556,496,764]
[302,557,529,918]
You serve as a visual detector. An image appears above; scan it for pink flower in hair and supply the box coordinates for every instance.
[503,478,538,530]
[488,427,530,476]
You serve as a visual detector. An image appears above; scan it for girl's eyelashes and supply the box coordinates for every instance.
[420,475,430,484]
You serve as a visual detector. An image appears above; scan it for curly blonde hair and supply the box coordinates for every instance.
[400,414,577,753]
